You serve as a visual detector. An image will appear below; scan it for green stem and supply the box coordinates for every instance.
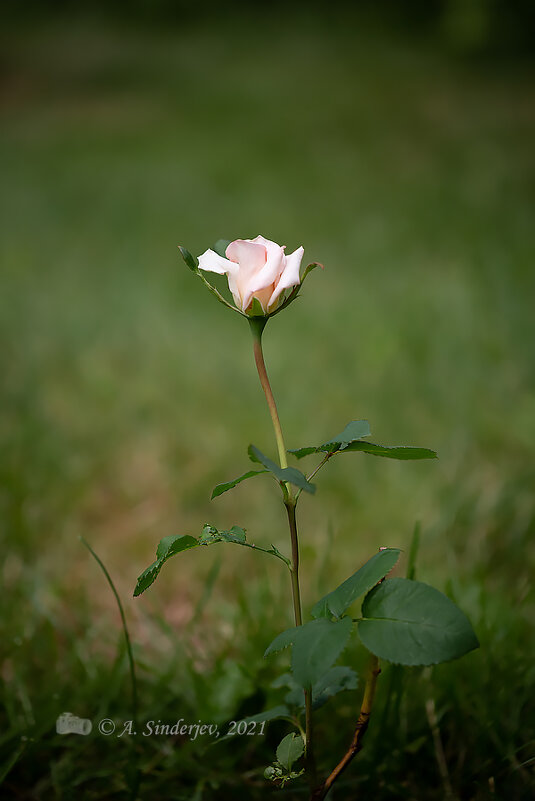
[250,318,289,475]
[305,688,317,789]
[249,318,316,784]
[285,500,302,624]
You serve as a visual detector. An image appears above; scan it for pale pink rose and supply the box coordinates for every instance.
[197,235,304,315]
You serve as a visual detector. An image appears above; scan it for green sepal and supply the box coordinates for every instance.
[249,297,267,317]
[269,261,323,318]
[179,243,244,315]
[178,245,198,272]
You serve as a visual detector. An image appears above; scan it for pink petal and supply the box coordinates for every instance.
[197,249,237,275]
[250,235,280,250]
[227,271,245,311]
[225,240,266,271]
[225,240,267,311]
[249,242,285,294]
[268,246,304,307]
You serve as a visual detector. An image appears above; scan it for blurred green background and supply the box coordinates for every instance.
[1,1,534,799]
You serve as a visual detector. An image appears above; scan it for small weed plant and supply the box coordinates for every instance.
[134,235,479,798]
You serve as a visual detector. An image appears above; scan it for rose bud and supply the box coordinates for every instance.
[198,235,304,316]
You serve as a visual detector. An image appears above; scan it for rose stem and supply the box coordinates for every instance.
[249,317,317,787]
[311,655,381,800]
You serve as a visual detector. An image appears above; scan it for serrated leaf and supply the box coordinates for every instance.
[134,560,164,597]
[280,467,316,494]
[220,525,247,543]
[289,419,370,459]
[289,420,437,462]
[288,446,318,459]
[236,705,290,725]
[280,684,304,709]
[199,523,290,566]
[265,618,353,688]
[134,535,199,597]
[271,672,296,690]
[248,444,315,494]
[342,442,437,460]
[278,666,358,710]
[248,445,263,465]
[135,521,290,598]
[178,245,198,272]
[264,766,278,780]
[156,534,198,559]
[292,617,352,689]
[311,665,358,709]
[211,470,269,501]
[264,626,300,657]
[271,672,306,710]
[358,578,479,665]
[312,548,401,619]
[276,733,304,771]
[165,534,199,554]
[200,523,218,541]
[200,523,244,545]
[212,238,231,258]
[322,420,372,450]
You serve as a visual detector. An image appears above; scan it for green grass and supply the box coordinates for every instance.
[1,10,534,800]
